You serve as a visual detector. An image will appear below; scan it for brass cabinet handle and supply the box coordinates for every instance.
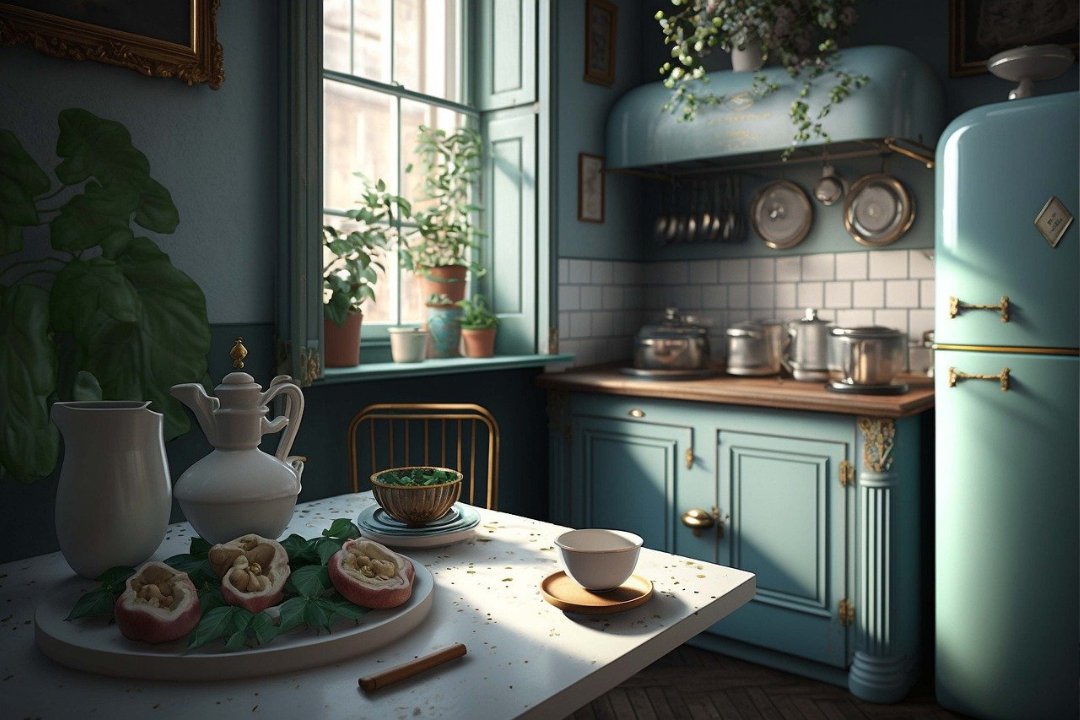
[685,448,694,469]
[682,507,725,537]
[628,408,645,418]
[948,367,1010,391]
[949,295,1009,322]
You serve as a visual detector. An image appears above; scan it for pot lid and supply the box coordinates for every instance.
[726,321,765,338]
[638,308,708,339]
[794,308,830,325]
[830,325,904,338]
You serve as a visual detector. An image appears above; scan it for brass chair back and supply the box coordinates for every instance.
[347,403,500,510]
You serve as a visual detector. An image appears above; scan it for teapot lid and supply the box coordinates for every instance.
[214,371,265,409]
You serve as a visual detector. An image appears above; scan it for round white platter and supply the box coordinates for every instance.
[34,560,433,681]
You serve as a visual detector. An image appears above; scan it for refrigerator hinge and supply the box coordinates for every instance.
[839,598,855,627]
[839,459,855,487]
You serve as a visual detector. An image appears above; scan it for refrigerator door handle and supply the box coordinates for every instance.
[948,295,1010,322]
[947,366,1011,391]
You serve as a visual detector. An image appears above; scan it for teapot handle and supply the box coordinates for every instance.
[261,375,305,463]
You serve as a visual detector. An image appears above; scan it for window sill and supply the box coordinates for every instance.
[318,353,575,384]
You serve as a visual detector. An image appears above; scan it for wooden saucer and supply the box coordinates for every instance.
[540,571,653,615]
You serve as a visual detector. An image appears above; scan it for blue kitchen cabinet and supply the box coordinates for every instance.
[545,389,925,703]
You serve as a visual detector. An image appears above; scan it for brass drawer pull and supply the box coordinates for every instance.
[948,367,1010,391]
[628,408,645,418]
[685,448,694,469]
[949,295,1009,322]
[681,507,726,538]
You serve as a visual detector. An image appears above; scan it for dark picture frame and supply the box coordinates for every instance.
[584,0,616,86]
[949,0,1078,76]
[578,153,605,223]
[0,0,224,88]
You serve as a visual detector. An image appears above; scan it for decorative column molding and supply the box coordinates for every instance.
[849,417,918,703]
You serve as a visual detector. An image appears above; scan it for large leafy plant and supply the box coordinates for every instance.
[656,0,868,153]
[322,177,410,326]
[400,125,486,277]
[0,108,210,482]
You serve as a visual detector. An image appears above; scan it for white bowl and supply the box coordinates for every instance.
[555,528,643,591]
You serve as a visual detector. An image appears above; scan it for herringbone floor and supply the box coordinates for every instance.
[569,645,970,720]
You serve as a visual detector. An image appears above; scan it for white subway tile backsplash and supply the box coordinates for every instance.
[874,309,908,334]
[624,286,645,310]
[569,259,591,284]
[672,285,703,310]
[580,285,603,310]
[702,285,727,309]
[909,309,934,339]
[558,259,569,280]
[836,252,868,280]
[886,279,919,308]
[869,250,908,279]
[591,260,614,285]
[569,312,591,338]
[909,250,934,279]
[728,283,749,309]
[719,258,749,283]
[824,281,852,308]
[776,256,801,282]
[750,284,775,309]
[558,312,570,338]
[659,261,689,285]
[558,285,580,311]
[750,257,775,283]
[836,309,874,327]
[602,285,623,309]
[591,311,614,337]
[920,279,935,308]
[801,253,835,281]
[797,282,824,309]
[689,259,718,285]
[775,282,796,309]
[853,280,884,308]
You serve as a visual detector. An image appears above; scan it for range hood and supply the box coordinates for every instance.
[606,46,944,172]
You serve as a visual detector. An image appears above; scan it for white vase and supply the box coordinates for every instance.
[52,401,172,578]
[731,42,764,72]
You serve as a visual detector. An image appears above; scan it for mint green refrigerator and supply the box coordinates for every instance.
[934,91,1079,719]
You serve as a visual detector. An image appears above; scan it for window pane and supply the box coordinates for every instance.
[323,0,352,74]
[400,101,466,212]
[352,0,390,82]
[324,79,396,212]
[394,0,461,103]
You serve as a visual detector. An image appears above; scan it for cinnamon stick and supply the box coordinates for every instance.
[358,643,467,692]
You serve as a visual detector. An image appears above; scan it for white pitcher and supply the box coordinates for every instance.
[52,401,171,579]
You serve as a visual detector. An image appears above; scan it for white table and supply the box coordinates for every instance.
[0,493,755,719]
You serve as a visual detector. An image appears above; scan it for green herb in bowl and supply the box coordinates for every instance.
[375,467,460,486]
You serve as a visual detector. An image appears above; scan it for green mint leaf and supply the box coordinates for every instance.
[304,599,333,634]
[324,595,369,622]
[275,597,308,635]
[198,587,226,613]
[321,518,361,540]
[250,612,277,645]
[95,565,135,591]
[189,537,211,558]
[314,537,344,565]
[187,606,240,650]
[223,629,248,652]
[65,588,117,621]
[289,565,330,598]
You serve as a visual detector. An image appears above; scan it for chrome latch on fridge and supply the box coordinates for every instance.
[1034,196,1073,248]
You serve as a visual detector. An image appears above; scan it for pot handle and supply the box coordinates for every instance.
[780,326,795,374]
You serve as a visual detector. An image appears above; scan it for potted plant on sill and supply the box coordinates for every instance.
[323,177,409,367]
[457,294,499,358]
[401,124,486,304]
[655,0,867,155]
[0,108,210,483]
[424,292,463,359]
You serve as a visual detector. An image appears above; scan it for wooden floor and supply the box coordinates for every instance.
[569,645,971,720]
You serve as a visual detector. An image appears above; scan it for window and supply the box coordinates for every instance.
[278,1,547,383]
[322,0,474,331]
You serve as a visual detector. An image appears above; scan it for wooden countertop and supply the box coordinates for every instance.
[537,364,935,418]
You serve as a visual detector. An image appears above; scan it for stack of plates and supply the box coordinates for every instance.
[357,502,481,548]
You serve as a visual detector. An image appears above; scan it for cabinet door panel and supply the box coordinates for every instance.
[716,431,848,667]
[573,416,689,552]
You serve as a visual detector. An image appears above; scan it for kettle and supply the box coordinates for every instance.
[786,308,832,382]
[171,342,305,543]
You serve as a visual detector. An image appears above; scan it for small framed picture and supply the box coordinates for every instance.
[949,0,1078,76]
[578,153,605,223]
[584,0,617,86]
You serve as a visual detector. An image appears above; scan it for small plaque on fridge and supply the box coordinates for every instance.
[1034,196,1073,248]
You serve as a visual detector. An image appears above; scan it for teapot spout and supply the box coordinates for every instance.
[170,383,219,441]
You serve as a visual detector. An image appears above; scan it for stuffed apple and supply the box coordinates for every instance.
[208,534,291,613]
[328,539,414,609]
[114,561,202,644]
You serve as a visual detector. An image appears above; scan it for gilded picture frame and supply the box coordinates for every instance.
[949,0,1078,77]
[584,0,616,86]
[0,0,224,89]
[578,153,605,224]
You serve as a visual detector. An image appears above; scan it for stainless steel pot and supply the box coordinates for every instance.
[726,320,785,376]
[633,308,710,371]
[828,326,906,385]
[786,308,832,381]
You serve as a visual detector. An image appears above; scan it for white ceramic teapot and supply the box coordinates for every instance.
[171,345,305,543]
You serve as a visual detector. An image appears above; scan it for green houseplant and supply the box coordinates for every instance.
[401,125,485,303]
[655,0,867,153]
[0,108,211,483]
[322,177,410,367]
[457,293,498,358]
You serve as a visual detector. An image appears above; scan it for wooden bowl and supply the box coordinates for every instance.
[370,467,463,526]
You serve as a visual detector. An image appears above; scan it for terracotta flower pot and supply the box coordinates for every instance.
[324,311,363,367]
[419,264,468,304]
[461,327,497,358]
